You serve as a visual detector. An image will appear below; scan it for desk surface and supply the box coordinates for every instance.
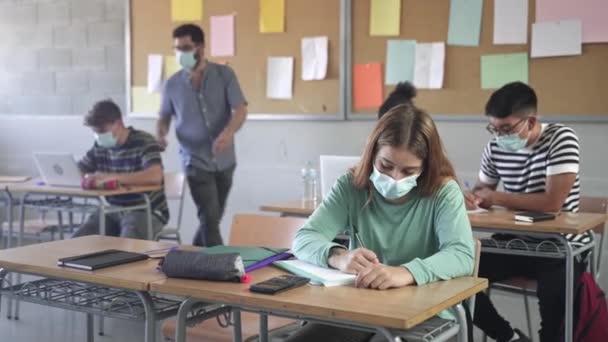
[469,210,607,235]
[260,201,607,235]
[259,200,318,216]
[4,179,161,197]
[151,267,487,330]
[0,176,31,183]
[0,236,175,291]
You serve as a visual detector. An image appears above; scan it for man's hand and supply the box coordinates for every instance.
[474,187,496,209]
[212,131,234,155]
[156,135,168,150]
[356,264,414,290]
[84,173,118,183]
[328,248,380,274]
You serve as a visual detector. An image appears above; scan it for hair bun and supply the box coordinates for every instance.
[393,82,417,101]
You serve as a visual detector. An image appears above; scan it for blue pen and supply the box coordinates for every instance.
[143,246,179,254]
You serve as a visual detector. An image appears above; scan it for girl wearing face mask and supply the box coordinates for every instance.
[288,104,475,342]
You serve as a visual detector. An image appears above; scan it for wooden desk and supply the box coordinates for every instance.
[0,235,171,291]
[0,176,31,184]
[3,179,162,247]
[152,267,487,342]
[259,200,318,217]
[6,179,161,197]
[469,210,607,235]
[0,236,179,342]
[469,209,606,342]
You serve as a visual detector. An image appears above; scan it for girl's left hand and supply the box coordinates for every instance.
[355,264,415,290]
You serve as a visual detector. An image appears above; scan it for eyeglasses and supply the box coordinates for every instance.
[486,117,530,136]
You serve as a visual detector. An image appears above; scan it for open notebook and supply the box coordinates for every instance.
[274,259,355,287]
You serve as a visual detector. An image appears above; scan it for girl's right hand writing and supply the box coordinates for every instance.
[328,248,380,274]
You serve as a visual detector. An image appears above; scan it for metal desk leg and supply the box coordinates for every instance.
[232,308,243,342]
[68,210,74,234]
[86,313,94,342]
[135,291,157,342]
[0,268,8,315]
[259,313,269,342]
[13,193,28,320]
[143,194,153,240]
[175,298,198,342]
[98,198,106,236]
[454,304,468,342]
[98,315,105,336]
[5,198,13,319]
[559,236,575,342]
[57,211,64,240]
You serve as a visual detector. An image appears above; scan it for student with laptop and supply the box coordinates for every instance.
[465,82,585,342]
[287,102,475,341]
[72,100,170,240]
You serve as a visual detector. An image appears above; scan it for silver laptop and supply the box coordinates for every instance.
[33,153,82,187]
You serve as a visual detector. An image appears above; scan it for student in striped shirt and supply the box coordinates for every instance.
[73,100,169,240]
[466,82,584,342]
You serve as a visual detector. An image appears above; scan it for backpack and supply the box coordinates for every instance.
[562,272,608,341]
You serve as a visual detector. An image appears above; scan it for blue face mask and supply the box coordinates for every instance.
[95,132,117,149]
[176,50,197,70]
[369,166,419,200]
[494,118,531,152]
[496,134,529,152]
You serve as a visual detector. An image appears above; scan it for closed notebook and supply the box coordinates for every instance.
[57,249,149,271]
[274,259,355,287]
[201,246,291,272]
[514,211,556,223]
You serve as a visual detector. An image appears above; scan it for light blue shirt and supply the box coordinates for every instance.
[160,62,246,171]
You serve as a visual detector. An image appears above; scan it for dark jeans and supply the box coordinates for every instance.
[284,323,375,342]
[72,211,164,240]
[474,252,584,342]
[186,165,235,247]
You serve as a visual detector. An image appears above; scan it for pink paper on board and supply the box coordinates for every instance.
[536,0,608,43]
[210,15,235,57]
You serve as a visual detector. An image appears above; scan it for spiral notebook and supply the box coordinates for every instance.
[274,259,355,287]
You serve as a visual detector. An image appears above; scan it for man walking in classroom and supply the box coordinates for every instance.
[156,24,248,247]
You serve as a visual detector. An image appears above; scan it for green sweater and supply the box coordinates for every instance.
[292,175,474,286]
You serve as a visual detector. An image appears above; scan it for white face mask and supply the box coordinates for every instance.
[176,50,197,70]
[369,166,419,200]
[94,131,117,148]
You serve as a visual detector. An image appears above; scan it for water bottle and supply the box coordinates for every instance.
[309,168,319,203]
[301,161,314,202]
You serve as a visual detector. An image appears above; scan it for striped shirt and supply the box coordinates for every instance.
[78,127,170,224]
[480,123,587,244]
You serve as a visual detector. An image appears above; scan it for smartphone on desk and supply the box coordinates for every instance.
[249,275,310,295]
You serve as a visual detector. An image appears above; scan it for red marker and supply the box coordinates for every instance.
[240,274,252,284]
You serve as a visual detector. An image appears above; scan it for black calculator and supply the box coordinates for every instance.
[249,275,310,295]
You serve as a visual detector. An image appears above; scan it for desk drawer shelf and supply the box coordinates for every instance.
[480,236,591,259]
[0,278,181,321]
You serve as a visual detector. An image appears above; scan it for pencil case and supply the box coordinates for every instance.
[160,250,245,282]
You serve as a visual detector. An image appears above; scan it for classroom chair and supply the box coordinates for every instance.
[161,214,307,342]
[155,172,187,244]
[481,196,608,342]
[1,210,62,248]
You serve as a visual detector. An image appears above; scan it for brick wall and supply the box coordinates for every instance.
[0,0,126,116]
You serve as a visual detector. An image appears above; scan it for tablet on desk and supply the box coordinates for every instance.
[57,249,149,271]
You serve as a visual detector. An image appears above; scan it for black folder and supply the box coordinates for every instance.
[57,249,149,271]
